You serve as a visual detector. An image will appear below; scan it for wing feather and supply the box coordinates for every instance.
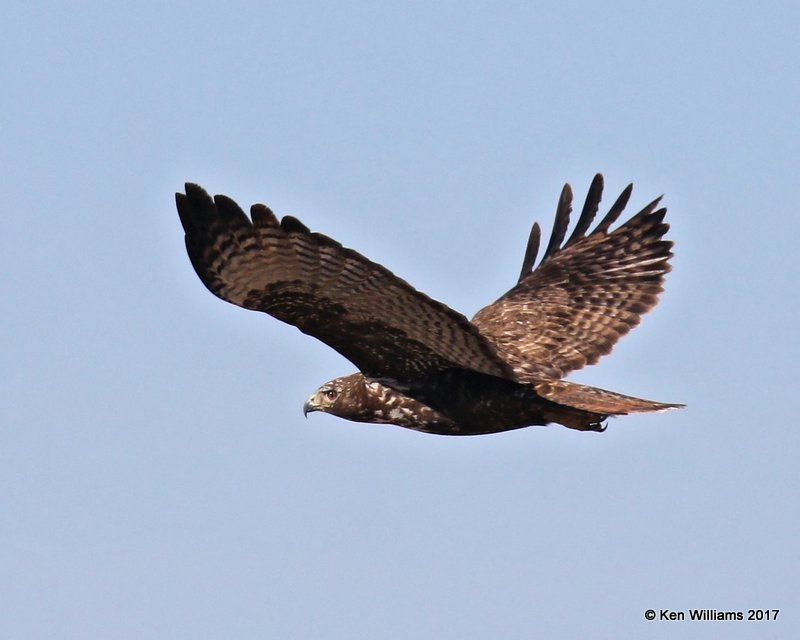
[177,184,513,388]
[565,173,603,247]
[595,182,633,233]
[517,222,541,283]
[472,175,673,380]
[542,184,572,261]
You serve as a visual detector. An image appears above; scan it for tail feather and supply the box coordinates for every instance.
[535,379,683,415]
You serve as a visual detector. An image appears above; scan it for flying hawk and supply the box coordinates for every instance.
[177,174,681,435]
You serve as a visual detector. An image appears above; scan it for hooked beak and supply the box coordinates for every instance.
[303,396,320,418]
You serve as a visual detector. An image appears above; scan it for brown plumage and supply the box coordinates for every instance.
[177,175,682,436]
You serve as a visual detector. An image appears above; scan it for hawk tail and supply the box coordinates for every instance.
[536,379,684,416]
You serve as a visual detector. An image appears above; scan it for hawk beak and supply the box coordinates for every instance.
[303,396,319,418]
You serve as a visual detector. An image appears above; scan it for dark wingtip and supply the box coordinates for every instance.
[182,182,211,203]
[251,203,279,228]
[213,193,249,224]
[643,195,664,213]
[280,215,310,234]
[176,183,212,233]
[565,173,603,247]
[595,182,633,233]
[542,182,573,262]
[518,222,541,283]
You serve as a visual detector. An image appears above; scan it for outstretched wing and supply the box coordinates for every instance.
[177,184,513,390]
[472,174,673,381]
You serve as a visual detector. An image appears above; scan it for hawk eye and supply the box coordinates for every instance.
[324,389,338,400]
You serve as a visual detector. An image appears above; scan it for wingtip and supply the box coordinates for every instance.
[182,182,210,200]
[564,173,605,247]
[541,183,573,262]
[595,182,634,233]
[176,182,219,232]
[645,194,664,211]
[560,182,573,204]
[280,215,311,234]
[518,221,541,283]
[251,203,279,228]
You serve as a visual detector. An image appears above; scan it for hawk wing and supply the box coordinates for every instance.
[471,174,673,381]
[177,184,513,390]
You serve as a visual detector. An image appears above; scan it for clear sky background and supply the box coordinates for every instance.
[2,1,798,638]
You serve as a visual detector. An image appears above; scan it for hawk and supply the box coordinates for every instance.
[177,174,681,435]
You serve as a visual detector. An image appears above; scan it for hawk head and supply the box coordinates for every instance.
[303,374,369,421]
[302,373,456,432]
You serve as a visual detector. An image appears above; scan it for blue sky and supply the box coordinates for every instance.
[2,1,798,638]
